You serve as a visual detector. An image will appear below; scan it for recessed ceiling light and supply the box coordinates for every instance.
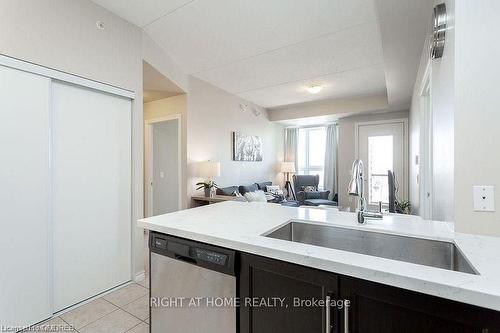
[307,85,323,94]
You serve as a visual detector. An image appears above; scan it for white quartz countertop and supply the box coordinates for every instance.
[138,201,500,311]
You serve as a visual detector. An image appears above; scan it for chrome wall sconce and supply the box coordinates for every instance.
[430,3,447,59]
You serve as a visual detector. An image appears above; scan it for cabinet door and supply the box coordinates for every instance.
[0,65,51,326]
[239,253,339,333]
[340,276,500,333]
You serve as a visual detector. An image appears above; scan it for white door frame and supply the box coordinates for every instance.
[419,61,433,220]
[354,118,409,202]
[144,114,182,217]
[0,54,134,99]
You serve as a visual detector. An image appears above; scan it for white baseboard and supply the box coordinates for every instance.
[134,270,146,282]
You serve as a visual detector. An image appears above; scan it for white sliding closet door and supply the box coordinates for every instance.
[52,82,132,311]
[0,66,51,326]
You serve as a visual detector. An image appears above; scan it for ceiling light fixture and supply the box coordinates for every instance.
[307,85,323,94]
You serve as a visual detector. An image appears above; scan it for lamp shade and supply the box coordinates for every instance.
[280,161,296,173]
[196,161,220,178]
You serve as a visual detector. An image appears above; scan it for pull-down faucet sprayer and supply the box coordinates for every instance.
[348,159,383,224]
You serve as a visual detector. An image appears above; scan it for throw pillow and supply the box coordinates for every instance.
[256,181,272,191]
[264,193,275,201]
[302,185,317,192]
[239,184,259,195]
[244,190,267,202]
[266,185,280,193]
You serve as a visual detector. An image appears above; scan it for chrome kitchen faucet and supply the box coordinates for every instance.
[348,159,383,224]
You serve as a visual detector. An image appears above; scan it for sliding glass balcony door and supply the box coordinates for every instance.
[357,121,408,211]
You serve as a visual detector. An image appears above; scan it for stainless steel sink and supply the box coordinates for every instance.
[264,221,478,275]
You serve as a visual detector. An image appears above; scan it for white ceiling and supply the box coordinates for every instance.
[93,0,431,110]
[375,0,433,110]
[91,0,194,27]
[239,65,386,108]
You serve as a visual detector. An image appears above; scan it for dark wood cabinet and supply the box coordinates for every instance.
[239,253,500,333]
[340,276,500,333]
[239,253,339,333]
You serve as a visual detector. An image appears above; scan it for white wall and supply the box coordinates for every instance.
[187,77,284,202]
[408,29,432,216]
[337,111,409,209]
[142,33,188,92]
[144,94,187,120]
[0,0,141,91]
[409,0,455,223]
[408,88,421,215]
[453,0,500,236]
[0,0,187,278]
[410,0,500,237]
[268,94,388,122]
[430,0,455,224]
[408,42,430,215]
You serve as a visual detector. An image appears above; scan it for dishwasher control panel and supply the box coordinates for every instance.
[150,232,236,275]
[153,237,167,249]
[194,248,227,265]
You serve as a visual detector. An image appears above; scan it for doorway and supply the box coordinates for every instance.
[356,119,408,211]
[142,60,185,281]
[145,116,181,217]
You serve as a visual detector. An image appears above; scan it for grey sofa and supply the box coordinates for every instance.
[293,175,337,207]
[216,181,273,196]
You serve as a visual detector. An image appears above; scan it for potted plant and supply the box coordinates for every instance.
[395,199,411,215]
[196,180,218,197]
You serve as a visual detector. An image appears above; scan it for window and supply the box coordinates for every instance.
[298,127,326,189]
[367,135,393,205]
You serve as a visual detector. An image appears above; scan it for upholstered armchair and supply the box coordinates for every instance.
[293,175,337,206]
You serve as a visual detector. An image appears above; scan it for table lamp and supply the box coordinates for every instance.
[195,161,221,197]
[280,161,296,200]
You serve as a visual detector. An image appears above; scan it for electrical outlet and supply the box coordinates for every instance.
[473,186,495,212]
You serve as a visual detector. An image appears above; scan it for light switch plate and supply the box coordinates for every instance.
[473,186,495,212]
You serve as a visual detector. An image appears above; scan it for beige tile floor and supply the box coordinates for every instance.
[31,281,149,333]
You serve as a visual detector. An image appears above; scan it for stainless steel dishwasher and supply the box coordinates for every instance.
[149,232,237,333]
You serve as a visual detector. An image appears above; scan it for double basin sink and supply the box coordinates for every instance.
[264,220,477,275]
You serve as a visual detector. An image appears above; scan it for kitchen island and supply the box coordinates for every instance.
[138,201,500,332]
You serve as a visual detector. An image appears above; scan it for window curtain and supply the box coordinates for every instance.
[284,128,298,173]
[324,124,338,200]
